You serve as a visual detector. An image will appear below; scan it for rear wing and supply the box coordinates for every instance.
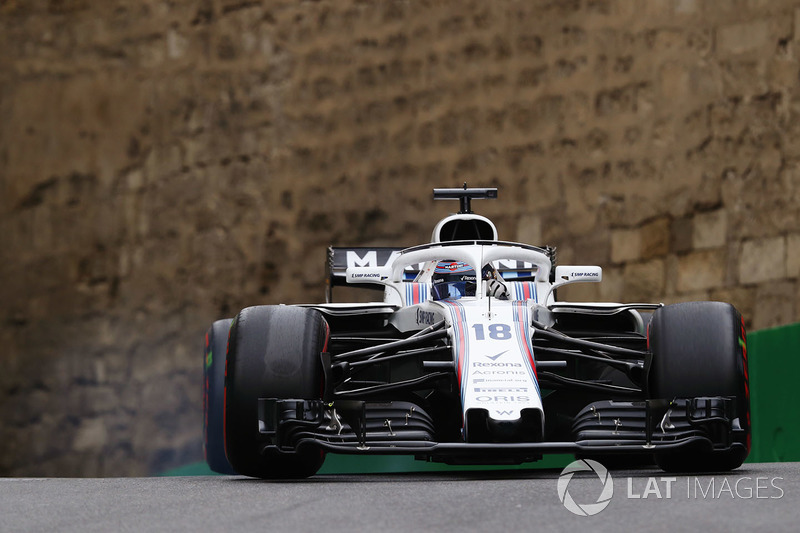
[326,245,558,302]
[327,247,415,302]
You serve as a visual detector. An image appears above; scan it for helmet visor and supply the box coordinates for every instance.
[431,280,476,300]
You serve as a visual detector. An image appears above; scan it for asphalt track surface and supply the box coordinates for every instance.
[1,462,797,532]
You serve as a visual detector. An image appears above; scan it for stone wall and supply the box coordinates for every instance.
[1,0,799,475]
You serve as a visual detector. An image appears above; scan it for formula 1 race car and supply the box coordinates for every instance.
[203,187,750,478]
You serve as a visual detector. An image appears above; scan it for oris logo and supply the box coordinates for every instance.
[476,395,530,402]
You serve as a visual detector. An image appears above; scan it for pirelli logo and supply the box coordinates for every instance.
[473,387,528,393]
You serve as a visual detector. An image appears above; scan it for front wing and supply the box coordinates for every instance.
[255,396,748,465]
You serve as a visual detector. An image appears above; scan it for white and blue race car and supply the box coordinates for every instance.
[203,187,750,478]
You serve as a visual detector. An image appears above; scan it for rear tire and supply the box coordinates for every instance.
[224,305,329,479]
[648,302,750,472]
[203,319,236,474]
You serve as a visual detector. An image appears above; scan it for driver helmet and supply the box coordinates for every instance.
[431,261,496,300]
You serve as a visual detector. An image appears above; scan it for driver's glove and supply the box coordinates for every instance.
[486,278,510,300]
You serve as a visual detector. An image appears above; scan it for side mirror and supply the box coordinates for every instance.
[544,266,603,304]
[345,266,393,284]
[553,266,602,287]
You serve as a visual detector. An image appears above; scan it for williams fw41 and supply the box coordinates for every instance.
[203,187,750,478]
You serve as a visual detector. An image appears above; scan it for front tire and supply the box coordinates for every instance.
[224,305,329,479]
[648,302,750,472]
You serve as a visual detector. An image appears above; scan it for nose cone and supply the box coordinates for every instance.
[465,407,544,443]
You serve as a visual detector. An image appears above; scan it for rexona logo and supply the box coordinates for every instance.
[416,309,436,325]
[557,459,614,516]
[472,362,522,368]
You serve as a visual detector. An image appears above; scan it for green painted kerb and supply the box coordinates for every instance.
[746,322,800,463]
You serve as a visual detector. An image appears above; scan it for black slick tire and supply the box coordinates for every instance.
[224,305,328,479]
[648,301,750,472]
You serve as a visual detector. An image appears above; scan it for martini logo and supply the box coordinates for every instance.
[557,459,613,516]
